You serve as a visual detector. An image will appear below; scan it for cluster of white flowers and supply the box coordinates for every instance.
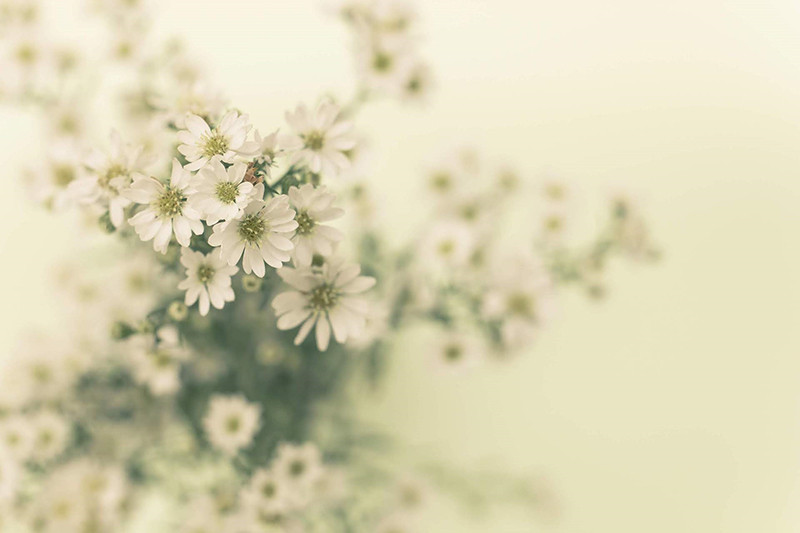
[374,149,660,365]
[0,0,657,531]
[340,0,432,100]
[60,97,374,352]
[172,442,347,532]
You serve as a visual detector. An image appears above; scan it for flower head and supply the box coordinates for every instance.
[29,410,70,463]
[287,184,344,266]
[125,159,204,254]
[203,394,261,456]
[177,110,257,171]
[67,130,152,227]
[281,101,356,177]
[178,248,237,316]
[271,442,324,494]
[240,469,291,516]
[191,157,255,224]
[129,326,188,396]
[208,194,297,277]
[272,258,375,351]
[483,255,556,350]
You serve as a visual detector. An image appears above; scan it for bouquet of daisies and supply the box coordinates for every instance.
[0,0,658,531]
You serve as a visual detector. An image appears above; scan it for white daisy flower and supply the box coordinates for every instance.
[125,159,204,254]
[287,184,344,266]
[191,157,255,224]
[0,349,74,408]
[34,460,128,533]
[0,415,33,461]
[29,410,70,463]
[202,394,261,456]
[178,248,237,316]
[281,101,356,177]
[357,37,416,96]
[419,220,475,276]
[129,326,188,396]
[208,194,297,277]
[240,468,291,516]
[483,255,556,350]
[271,442,324,497]
[24,139,86,208]
[177,110,257,171]
[67,130,153,227]
[272,258,376,351]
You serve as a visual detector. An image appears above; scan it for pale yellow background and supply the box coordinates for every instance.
[2,0,800,531]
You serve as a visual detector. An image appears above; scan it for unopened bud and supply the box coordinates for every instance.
[168,301,188,322]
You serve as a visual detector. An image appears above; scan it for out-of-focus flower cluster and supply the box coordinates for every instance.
[0,0,657,531]
[340,0,431,101]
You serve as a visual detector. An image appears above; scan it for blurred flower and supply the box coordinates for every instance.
[29,410,70,463]
[32,460,128,533]
[240,469,291,516]
[483,255,556,350]
[165,81,226,128]
[129,326,188,395]
[67,130,153,227]
[281,101,356,177]
[203,394,261,456]
[419,220,475,277]
[0,415,33,461]
[271,442,325,507]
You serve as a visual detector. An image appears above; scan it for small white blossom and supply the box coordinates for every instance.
[126,159,204,254]
[191,157,255,224]
[129,326,188,396]
[281,101,356,177]
[29,410,70,463]
[357,37,416,96]
[271,442,325,505]
[208,194,297,277]
[177,110,257,171]
[33,460,128,533]
[240,469,292,516]
[67,130,153,227]
[203,394,261,456]
[419,220,475,276]
[178,248,237,316]
[272,258,375,351]
[0,415,34,461]
[287,184,344,266]
[483,255,556,350]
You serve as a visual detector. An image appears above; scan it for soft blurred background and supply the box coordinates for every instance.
[2,0,800,531]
